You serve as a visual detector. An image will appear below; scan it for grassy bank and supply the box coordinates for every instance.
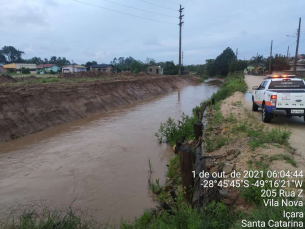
[122,72,248,228]
[126,72,304,228]
[1,72,303,228]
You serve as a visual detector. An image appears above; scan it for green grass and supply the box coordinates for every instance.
[200,76,209,83]
[207,72,248,104]
[232,120,291,150]
[269,154,297,167]
[0,202,104,229]
[121,201,234,229]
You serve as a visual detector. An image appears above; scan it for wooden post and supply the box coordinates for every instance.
[179,147,194,201]
[201,102,207,112]
[194,122,203,140]
[212,98,215,105]
[175,140,181,155]
[196,109,202,120]
[181,136,186,143]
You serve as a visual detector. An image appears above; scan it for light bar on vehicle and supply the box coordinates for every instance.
[267,74,295,78]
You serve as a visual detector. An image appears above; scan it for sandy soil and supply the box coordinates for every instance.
[0,76,197,142]
[244,75,305,171]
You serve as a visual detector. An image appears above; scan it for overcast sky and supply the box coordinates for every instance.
[1,0,305,65]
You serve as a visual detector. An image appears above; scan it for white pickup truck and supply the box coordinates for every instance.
[252,75,305,123]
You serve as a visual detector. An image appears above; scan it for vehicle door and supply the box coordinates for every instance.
[254,81,266,104]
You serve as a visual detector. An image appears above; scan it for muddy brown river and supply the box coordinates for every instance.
[0,81,219,226]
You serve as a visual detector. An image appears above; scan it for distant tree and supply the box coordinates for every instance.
[130,60,146,73]
[212,47,235,76]
[0,51,6,63]
[85,61,97,71]
[1,46,24,63]
[249,55,264,67]
[229,60,248,72]
[265,54,290,72]
[205,59,215,76]
[24,57,43,65]
[163,61,178,75]
[146,58,156,65]
[124,56,135,67]
[112,58,117,65]
[21,67,30,74]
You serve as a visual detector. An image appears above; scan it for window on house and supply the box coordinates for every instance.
[149,68,152,72]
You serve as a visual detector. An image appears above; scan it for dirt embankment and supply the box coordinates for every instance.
[0,76,196,142]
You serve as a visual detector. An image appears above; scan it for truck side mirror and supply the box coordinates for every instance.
[252,86,259,90]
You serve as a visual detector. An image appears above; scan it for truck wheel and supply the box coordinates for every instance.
[252,101,258,111]
[262,104,271,123]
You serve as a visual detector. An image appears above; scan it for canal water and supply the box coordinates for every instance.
[0,80,219,226]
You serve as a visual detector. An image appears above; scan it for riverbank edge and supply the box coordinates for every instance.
[0,75,198,143]
[124,72,304,228]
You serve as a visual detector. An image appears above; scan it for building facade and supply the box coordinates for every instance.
[90,64,117,73]
[147,65,163,75]
[2,63,37,74]
[37,64,60,74]
[62,65,87,73]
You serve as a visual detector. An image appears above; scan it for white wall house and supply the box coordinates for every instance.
[62,65,87,73]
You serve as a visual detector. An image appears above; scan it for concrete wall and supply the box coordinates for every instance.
[147,66,163,75]
[3,63,37,74]
[91,66,117,73]
[62,66,86,73]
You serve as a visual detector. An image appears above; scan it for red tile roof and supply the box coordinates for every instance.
[37,64,55,69]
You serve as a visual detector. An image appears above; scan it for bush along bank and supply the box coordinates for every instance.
[123,72,304,229]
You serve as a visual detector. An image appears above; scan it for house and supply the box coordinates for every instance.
[2,63,37,74]
[0,63,4,73]
[62,65,87,73]
[90,64,117,73]
[147,65,163,75]
[289,63,305,71]
[37,64,60,74]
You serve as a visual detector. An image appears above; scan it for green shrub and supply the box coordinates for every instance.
[155,113,200,145]
[21,67,30,74]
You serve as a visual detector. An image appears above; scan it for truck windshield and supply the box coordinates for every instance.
[268,80,305,89]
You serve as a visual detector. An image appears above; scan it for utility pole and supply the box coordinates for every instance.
[269,40,273,74]
[178,5,184,75]
[294,17,301,74]
[235,48,238,71]
[236,48,238,60]
[287,46,289,59]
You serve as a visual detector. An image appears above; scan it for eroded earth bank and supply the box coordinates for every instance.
[0,76,197,142]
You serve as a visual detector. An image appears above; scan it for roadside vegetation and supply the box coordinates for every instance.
[129,71,304,229]
[1,72,303,228]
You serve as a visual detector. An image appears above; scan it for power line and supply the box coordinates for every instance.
[72,0,177,25]
[138,0,177,11]
[94,0,177,18]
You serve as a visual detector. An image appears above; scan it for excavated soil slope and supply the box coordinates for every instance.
[0,76,194,142]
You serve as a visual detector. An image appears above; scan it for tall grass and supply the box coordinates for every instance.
[208,72,247,104]
[0,202,104,229]
[121,202,234,229]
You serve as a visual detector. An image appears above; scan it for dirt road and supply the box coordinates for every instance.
[244,75,305,170]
